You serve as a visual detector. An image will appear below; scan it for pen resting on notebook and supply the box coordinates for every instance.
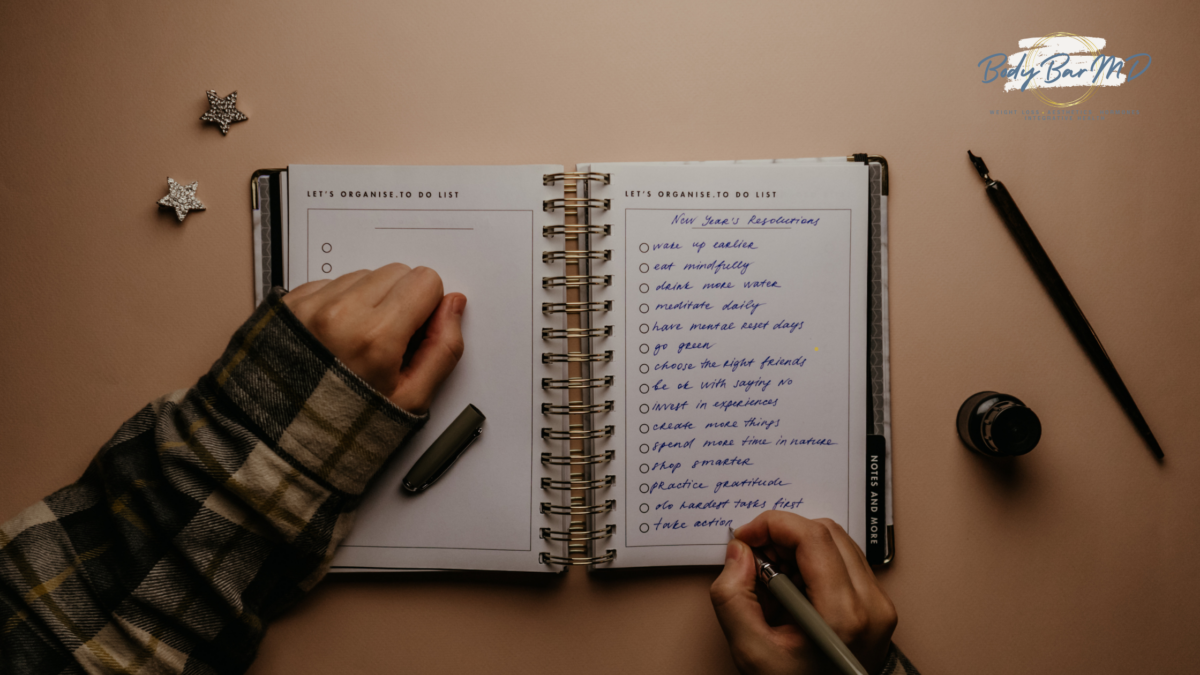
[401,404,486,493]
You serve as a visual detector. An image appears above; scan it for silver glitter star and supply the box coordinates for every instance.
[200,90,247,135]
[158,178,206,222]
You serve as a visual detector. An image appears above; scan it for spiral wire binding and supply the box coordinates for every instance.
[542,275,612,289]
[542,300,612,315]
[541,376,613,390]
[540,523,617,542]
[542,250,611,263]
[543,197,610,213]
[542,475,615,491]
[541,351,613,364]
[543,171,611,186]
[540,551,617,566]
[540,497,615,516]
[540,449,615,466]
[542,401,614,415]
[539,171,617,566]
[543,224,611,238]
[542,326,613,339]
[542,424,615,441]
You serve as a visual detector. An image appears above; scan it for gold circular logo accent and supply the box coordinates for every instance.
[1027,32,1100,108]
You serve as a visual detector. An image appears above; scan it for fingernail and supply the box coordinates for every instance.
[450,295,466,316]
[732,525,744,539]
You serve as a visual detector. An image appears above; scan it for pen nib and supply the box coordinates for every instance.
[967,150,991,182]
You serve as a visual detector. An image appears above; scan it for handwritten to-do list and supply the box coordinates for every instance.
[624,209,854,546]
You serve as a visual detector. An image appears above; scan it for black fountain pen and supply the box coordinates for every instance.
[968,151,1164,460]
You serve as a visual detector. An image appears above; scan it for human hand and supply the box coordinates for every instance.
[710,512,897,675]
[282,264,466,413]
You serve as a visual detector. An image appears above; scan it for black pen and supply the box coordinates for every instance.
[967,151,1163,460]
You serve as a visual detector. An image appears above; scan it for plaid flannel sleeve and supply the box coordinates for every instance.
[0,288,427,675]
[879,644,920,675]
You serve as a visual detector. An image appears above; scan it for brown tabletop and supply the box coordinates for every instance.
[2,1,1198,673]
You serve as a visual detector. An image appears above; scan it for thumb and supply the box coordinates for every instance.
[391,293,466,413]
[710,539,770,648]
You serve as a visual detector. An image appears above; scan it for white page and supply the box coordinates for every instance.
[584,161,869,568]
[285,165,563,573]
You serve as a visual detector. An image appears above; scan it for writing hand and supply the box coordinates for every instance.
[711,511,897,675]
[282,264,466,413]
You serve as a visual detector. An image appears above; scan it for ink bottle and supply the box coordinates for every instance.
[956,391,1041,457]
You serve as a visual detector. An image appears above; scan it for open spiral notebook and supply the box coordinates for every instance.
[250,158,893,573]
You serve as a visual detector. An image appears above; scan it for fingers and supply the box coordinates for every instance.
[285,270,374,331]
[712,539,807,672]
[815,527,898,675]
[344,263,414,307]
[735,512,870,647]
[278,265,464,415]
[736,511,857,603]
[281,279,330,306]
[310,268,372,299]
[813,519,898,650]
[814,518,874,596]
[710,540,772,653]
[391,293,466,412]
[733,511,897,673]
[379,267,446,344]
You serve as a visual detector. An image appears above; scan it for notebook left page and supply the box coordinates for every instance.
[285,164,562,573]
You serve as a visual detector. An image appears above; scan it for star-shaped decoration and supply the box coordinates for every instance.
[157,178,206,222]
[199,89,247,135]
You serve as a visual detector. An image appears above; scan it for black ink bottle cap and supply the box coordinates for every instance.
[957,391,1041,457]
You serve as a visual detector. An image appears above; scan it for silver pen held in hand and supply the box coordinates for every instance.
[730,527,869,675]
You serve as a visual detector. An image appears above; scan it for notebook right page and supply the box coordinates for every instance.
[585,160,869,568]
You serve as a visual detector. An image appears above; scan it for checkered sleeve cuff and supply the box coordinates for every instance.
[878,644,920,675]
[206,287,428,496]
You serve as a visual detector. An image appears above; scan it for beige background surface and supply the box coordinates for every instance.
[2,1,1198,673]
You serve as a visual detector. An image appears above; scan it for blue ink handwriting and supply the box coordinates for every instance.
[651,461,682,473]
[648,479,707,494]
[759,355,806,368]
[656,300,713,311]
[713,477,792,493]
[743,417,780,431]
[682,260,752,275]
[713,397,779,411]
[722,299,766,315]
[656,281,693,291]
[650,438,695,452]
[747,215,819,227]
[744,279,781,288]
[691,456,754,468]
[733,377,771,393]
